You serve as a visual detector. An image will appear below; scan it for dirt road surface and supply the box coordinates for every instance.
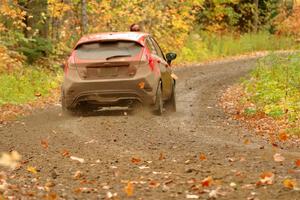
[1,58,300,200]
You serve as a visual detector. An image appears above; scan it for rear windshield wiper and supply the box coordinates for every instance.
[106,55,131,60]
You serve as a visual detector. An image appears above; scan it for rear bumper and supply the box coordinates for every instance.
[62,70,159,108]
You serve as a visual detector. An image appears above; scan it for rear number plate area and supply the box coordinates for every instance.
[97,67,118,77]
[86,65,130,79]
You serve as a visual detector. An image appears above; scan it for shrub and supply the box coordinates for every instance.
[243,53,300,120]
[18,37,53,63]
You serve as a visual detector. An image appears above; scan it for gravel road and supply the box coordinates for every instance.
[1,58,300,200]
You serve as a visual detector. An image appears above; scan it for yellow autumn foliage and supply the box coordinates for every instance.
[54,0,203,53]
[0,45,25,74]
[0,1,27,29]
[275,5,300,37]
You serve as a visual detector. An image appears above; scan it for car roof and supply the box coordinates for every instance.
[76,32,150,47]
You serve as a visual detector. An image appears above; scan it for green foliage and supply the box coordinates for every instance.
[244,107,257,116]
[0,67,61,105]
[176,34,210,63]
[18,37,53,63]
[287,127,300,136]
[243,53,300,120]
[197,0,283,33]
[197,0,241,32]
[176,31,297,63]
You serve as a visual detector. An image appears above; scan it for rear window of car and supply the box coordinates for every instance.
[75,41,142,60]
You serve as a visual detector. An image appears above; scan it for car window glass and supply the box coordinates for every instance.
[145,38,157,55]
[150,38,164,59]
[75,41,142,60]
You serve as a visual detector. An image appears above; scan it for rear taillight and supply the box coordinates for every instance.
[142,48,155,71]
[147,55,155,71]
[146,53,154,71]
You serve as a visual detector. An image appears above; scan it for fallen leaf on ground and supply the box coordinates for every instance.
[131,157,141,164]
[209,189,218,198]
[201,176,213,187]
[240,157,246,162]
[27,166,37,174]
[0,172,6,180]
[287,169,296,174]
[162,184,169,192]
[295,160,300,167]
[44,192,57,200]
[283,179,298,190]
[124,181,134,196]
[73,171,82,179]
[230,182,237,188]
[199,153,207,161]
[84,139,97,144]
[106,191,117,198]
[0,179,8,192]
[35,93,42,97]
[278,132,288,141]
[45,181,55,188]
[186,194,199,199]
[256,172,275,186]
[149,180,160,188]
[61,150,70,157]
[41,140,49,149]
[244,139,250,145]
[185,159,191,164]
[273,153,285,162]
[159,152,165,160]
[11,150,21,160]
[102,185,110,190]
[138,165,149,169]
[70,156,85,163]
[0,151,21,169]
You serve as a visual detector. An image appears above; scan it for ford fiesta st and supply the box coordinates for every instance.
[61,32,177,115]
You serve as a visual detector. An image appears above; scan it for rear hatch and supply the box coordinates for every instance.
[74,40,142,80]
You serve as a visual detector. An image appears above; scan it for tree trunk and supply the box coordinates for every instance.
[253,0,259,33]
[26,0,48,38]
[81,0,88,35]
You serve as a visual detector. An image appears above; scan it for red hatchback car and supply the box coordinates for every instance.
[61,32,177,114]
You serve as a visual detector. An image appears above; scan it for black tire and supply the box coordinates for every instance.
[167,82,176,112]
[154,82,163,115]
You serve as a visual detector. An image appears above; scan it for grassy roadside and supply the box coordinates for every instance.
[220,52,300,140]
[0,67,61,106]
[176,32,298,64]
[0,63,62,123]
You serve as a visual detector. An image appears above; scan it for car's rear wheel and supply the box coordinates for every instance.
[154,82,163,115]
[166,82,176,112]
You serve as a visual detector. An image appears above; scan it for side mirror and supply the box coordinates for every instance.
[166,52,177,65]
